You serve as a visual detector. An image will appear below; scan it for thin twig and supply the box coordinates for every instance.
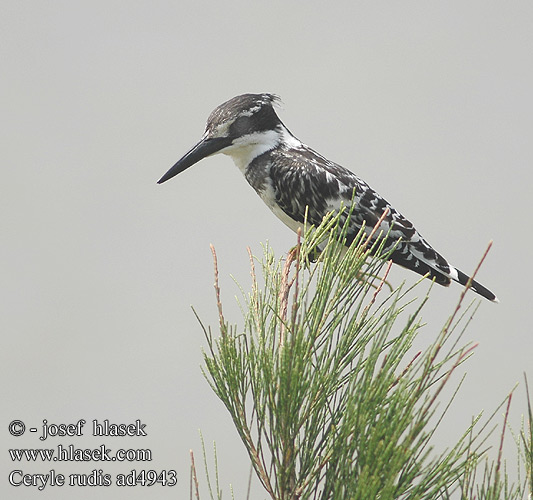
[390,350,422,389]
[362,207,390,249]
[290,229,302,329]
[425,342,479,417]
[423,241,494,388]
[356,208,392,289]
[279,244,299,347]
[247,246,262,335]
[246,463,253,500]
[458,240,494,305]
[496,393,513,476]
[210,244,226,337]
[190,449,200,500]
[361,259,393,318]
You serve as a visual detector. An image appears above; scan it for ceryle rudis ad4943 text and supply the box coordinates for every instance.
[158,93,497,302]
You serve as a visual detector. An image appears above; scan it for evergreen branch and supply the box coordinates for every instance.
[195,212,527,500]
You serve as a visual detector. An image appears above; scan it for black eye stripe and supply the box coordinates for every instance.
[231,115,253,135]
[229,106,281,137]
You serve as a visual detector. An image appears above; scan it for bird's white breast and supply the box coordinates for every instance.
[260,181,304,234]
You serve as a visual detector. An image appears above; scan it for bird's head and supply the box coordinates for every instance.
[158,93,284,184]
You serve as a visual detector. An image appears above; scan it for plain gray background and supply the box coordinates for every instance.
[2,1,532,498]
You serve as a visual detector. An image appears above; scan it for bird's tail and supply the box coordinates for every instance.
[452,267,499,303]
[388,244,498,302]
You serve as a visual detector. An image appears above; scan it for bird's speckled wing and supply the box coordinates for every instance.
[249,144,454,285]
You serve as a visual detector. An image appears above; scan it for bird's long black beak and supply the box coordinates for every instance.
[157,136,233,184]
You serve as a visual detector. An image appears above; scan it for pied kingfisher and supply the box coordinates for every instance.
[158,93,497,302]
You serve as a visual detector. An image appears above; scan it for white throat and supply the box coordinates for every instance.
[222,129,282,173]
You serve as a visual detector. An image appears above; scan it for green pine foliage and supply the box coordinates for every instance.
[193,211,531,500]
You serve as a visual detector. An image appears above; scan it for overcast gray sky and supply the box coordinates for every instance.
[2,1,532,498]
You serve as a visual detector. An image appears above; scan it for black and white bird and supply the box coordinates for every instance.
[158,93,497,302]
